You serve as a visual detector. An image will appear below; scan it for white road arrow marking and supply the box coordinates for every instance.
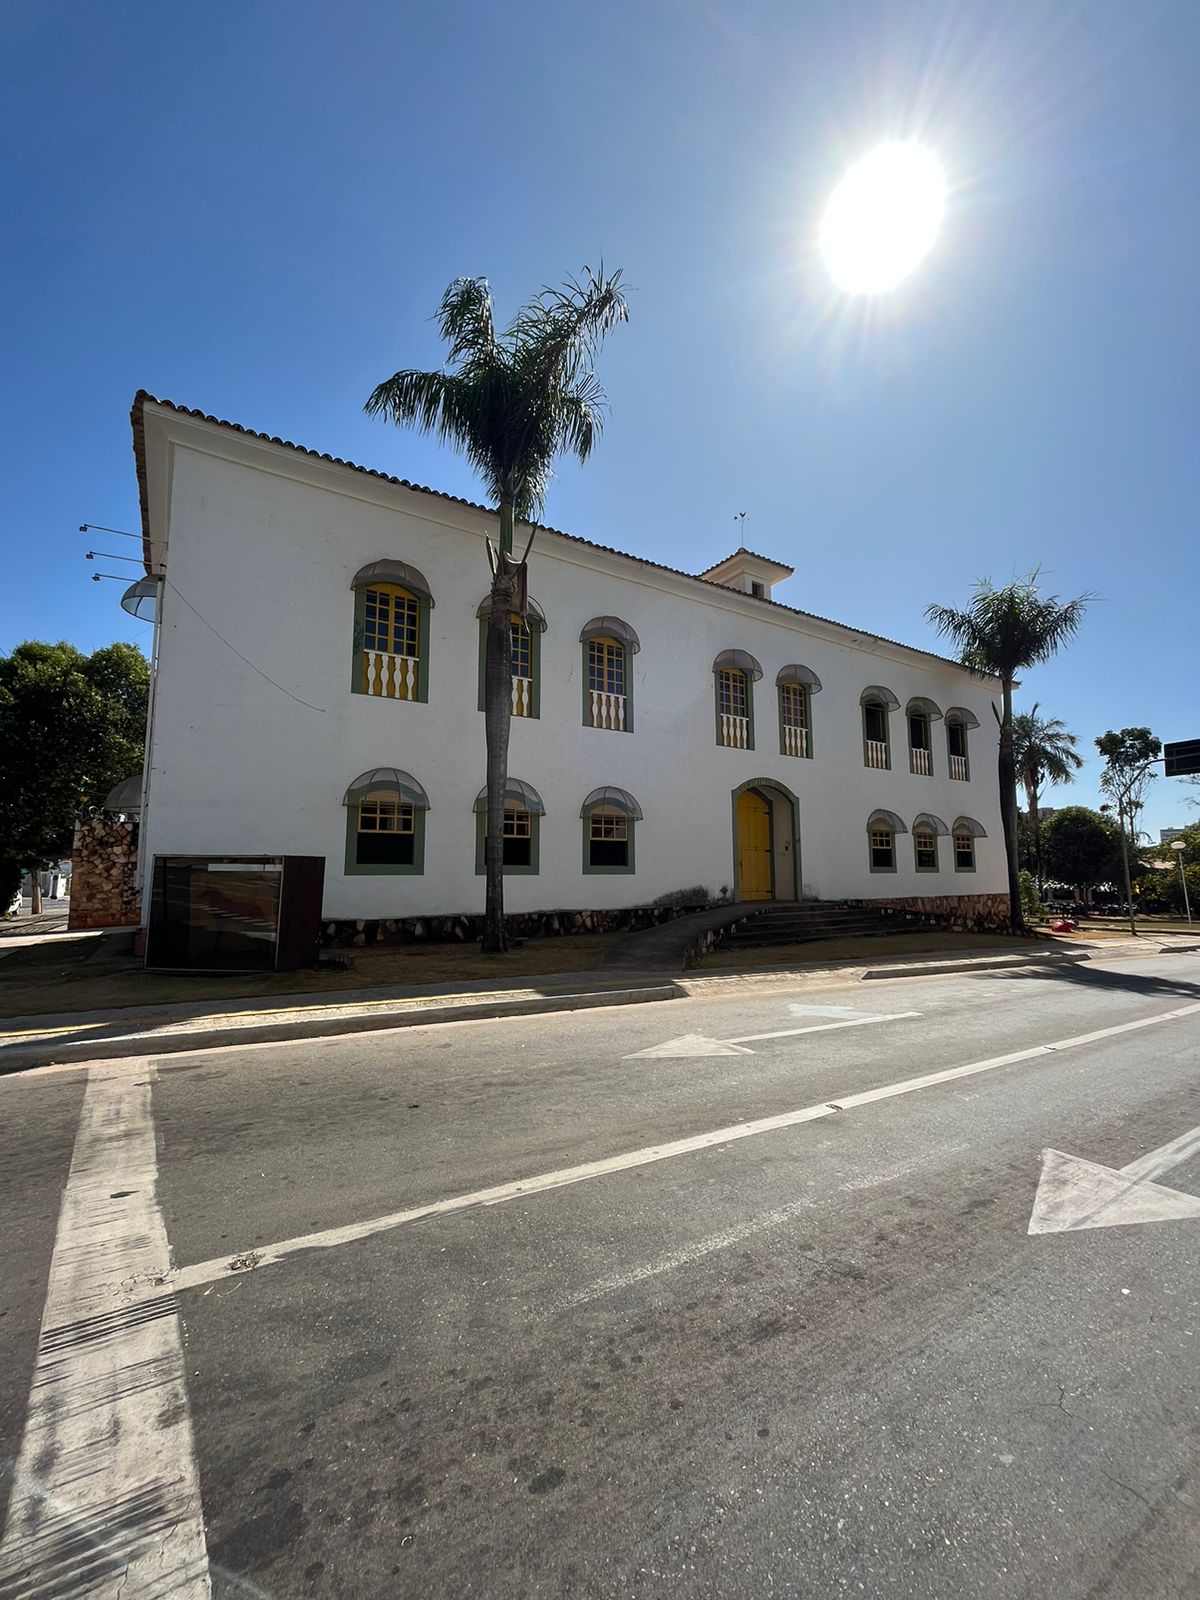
[624,1012,919,1059]
[624,1033,754,1058]
[1028,1124,1200,1234]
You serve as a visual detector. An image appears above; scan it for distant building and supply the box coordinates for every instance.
[1037,807,1058,820]
[1161,827,1185,844]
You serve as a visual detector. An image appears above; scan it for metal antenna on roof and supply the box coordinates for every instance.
[734,511,747,545]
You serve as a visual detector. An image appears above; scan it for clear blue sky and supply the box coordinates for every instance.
[2,1,1196,833]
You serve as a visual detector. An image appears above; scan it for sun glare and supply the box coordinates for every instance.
[820,142,946,295]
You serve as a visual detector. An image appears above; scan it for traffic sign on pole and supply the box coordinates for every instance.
[1165,738,1200,777]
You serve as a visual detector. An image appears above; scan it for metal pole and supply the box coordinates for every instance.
[1180,854,1194,926]
[1118,796,1137,937]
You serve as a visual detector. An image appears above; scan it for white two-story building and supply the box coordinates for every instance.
[124,393,1007,932]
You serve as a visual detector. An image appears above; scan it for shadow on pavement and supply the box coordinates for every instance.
[976,956,1200,1004]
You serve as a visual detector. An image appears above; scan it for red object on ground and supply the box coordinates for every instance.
[1050,918,1077,933]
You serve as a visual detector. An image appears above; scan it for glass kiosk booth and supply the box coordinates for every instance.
[145,855,325,972]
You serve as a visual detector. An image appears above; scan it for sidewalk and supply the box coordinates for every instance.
[6,928,1188,1073]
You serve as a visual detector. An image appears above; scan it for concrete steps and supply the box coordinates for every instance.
[724,901,899,947]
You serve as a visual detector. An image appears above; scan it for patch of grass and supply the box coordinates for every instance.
[700,930,1041,970]
[0,933,624,1020]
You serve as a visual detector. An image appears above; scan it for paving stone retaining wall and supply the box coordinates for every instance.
[68,818,141,929]
[866,892,1013,933]
[322,902,709,948]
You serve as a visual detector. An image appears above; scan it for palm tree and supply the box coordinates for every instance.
[1012,704,1084,890]
[365,267,628,951]
[926,575,1089,930]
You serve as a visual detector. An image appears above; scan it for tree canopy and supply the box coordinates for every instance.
[0,640,149,906]
[1040,806,1124,893]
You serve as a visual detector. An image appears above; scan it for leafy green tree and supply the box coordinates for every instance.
[926,574,1090,930]
[1096,727,1162,932]
[1012,704,1083,889]
[0,641,149,911]
[366,268,628,951]
[1041,806,1124,900]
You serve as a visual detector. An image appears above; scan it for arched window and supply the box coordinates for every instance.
[473,778,545,875]
[477,596,547,719]
[714,650,762,749]
[945,707,979,781]
[581,786,642,874]
[861,686,898,769]
[351,560,434,703]
[906,697,943,777]
[913,812,949,873]
[952,816,986,872]
[867,808,907,873]
[581,617,640,731]
[777,665,822,759]
[343,768,430,875]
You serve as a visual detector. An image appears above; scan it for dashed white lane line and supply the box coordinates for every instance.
[161,998,1200,1303]
[0,1064,210,1599]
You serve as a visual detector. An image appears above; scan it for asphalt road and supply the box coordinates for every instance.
[2,951,1200,1599]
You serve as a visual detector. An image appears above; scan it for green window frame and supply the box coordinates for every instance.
[583,636,632,731]
[869,827,896,872]
[477,614,541,718]
[914,827,939,872]
[947,718,971,781]
[908,712,934,777]
[862,701,891,769]
[344,792,427,876]
[582,806,636,874]
[778,682,812,758]
[475,807,540,875]
[352,582,431,703]
[716,668,754,749]
[953,830,976,872]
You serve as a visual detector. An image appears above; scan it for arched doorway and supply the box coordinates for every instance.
[731,778,801,903]
[737,789,773,900]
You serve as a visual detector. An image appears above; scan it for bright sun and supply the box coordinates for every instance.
[820,142,946,295]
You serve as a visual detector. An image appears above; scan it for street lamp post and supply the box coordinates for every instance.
[1171,839,1193,926]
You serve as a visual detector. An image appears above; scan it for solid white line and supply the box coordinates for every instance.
[160,997,1200,1301]
[723,1012,920,1044]
[166,1100,837,1298]
[0,1065,210,1599]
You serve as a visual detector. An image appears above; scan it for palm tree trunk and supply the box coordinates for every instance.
[998,681,1022,931]
[481,504,518,954]
[1027,777,1044,894]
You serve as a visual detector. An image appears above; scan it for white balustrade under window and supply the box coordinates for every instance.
[783,723,809,758]
[362,650,418,700]
[721,712,750,749]
[949,753,968,781]
[512,676,534,717]
[911,746,932,776]
[865,738,889,769]
[590,689,626,730]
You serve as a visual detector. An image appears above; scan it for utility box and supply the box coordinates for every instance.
[145,855,325,972]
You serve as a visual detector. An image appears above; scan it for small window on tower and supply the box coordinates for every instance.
[750,580,766,599]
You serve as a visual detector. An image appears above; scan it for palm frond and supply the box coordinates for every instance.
[435,277,497,367]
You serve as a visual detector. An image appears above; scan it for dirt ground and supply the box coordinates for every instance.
[0,933,623,1019]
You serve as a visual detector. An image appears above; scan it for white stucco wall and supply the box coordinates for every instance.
[138,411,1006,920]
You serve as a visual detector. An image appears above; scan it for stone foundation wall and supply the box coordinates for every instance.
[322,901,706,948]
[68,818,141,929]
[861,892,1013,934]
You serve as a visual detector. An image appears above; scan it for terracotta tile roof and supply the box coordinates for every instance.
[130,391,980,677]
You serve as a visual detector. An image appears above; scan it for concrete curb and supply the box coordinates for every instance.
[861,951,1091,981]
[0,982,686,1074]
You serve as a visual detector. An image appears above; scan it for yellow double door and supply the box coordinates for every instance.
[737,789,774,901]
